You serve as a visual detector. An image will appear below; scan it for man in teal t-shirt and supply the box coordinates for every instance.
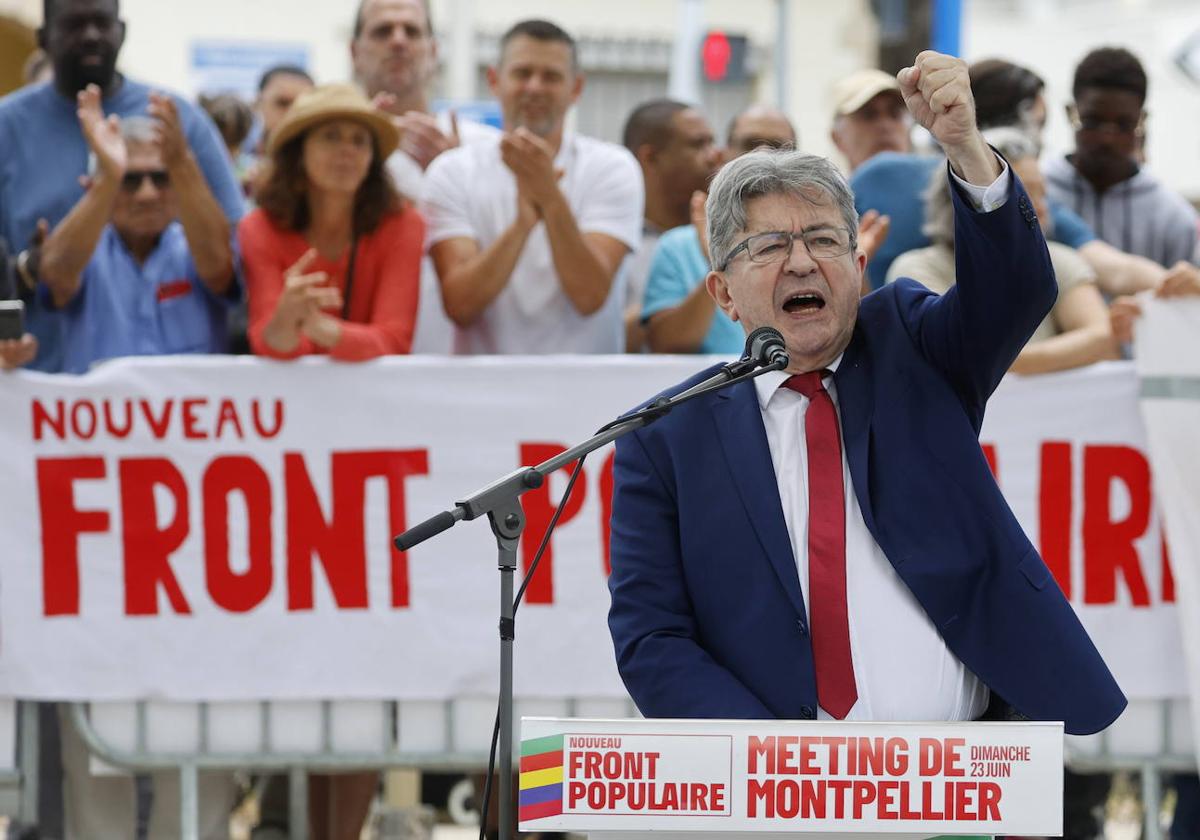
[641,104,796,356]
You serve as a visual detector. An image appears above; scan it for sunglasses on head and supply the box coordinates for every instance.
[120,170,170,192]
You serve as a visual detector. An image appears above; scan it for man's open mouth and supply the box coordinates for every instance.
[782,293,826,313]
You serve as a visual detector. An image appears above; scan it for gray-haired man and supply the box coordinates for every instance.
[607,51,1124,735]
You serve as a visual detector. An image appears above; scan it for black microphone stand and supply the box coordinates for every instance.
[394,339,788,840]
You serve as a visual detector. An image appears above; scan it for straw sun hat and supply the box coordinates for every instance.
[267,82,400,158]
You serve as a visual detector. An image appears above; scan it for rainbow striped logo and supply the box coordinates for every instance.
[518,733,565,822]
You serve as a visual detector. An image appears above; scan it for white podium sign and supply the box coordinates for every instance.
[518,718,1063,836]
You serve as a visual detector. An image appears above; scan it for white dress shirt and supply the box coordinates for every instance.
[749,160,1010,721]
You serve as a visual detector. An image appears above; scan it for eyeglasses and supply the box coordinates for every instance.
[120,170,170,193]
[1067,105,1145,137]
[719,227,855,271]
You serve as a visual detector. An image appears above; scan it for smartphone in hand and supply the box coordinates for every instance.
[0,299,26,340]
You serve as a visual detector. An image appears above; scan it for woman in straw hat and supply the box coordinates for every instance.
[236,84,415,839]
[239,82,422,361]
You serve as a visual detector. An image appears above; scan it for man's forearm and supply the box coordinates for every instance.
[540,192,618,316]
[1079,240,1163,296]
[39,176,120,307]
[1010,325,1118,375]
[647,281,718,353]
[439,220,534,325]
[943,134,1003,188]
[170,153,234,295]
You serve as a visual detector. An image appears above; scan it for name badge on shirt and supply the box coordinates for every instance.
[156,279,193,302]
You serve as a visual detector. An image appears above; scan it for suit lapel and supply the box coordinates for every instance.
[712,380,807,617]
[835,328,878,539]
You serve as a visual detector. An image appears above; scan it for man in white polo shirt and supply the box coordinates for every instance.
[421,19,643,354]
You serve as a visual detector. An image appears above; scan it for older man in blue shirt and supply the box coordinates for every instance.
[0,0,243,371]
[36,85,236,373]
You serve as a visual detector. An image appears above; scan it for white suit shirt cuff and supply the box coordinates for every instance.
[949,155,1011,212]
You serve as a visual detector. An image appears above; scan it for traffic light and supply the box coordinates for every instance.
[700,30,748,84]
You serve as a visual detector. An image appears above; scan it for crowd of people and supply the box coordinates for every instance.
[1,0,1199,838]
[2,1,1199,379]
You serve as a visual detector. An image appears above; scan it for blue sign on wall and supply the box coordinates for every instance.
[189,41,310,99]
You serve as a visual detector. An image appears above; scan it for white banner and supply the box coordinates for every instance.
[1136,298,1200,760]
[0,356,1185,702]
[518,717,1063,836]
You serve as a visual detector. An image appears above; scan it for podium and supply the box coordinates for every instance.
[517,717,1063,838]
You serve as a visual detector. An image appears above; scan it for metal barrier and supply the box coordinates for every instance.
[0,695,1190,838]
[21,696,1190,840]
[0,701,32,821]
[62,696,638,840]
[1066,697,1196,840]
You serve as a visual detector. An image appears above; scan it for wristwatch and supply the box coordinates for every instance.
[15,249,36,291]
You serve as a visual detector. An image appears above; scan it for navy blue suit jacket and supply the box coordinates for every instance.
[607,171,1127,736]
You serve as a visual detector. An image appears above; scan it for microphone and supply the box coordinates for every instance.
[724,327,789,376]
[743,326,789,369]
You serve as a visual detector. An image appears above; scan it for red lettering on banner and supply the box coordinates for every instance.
[802,779,825,818]
[747,778,773,817]
[103,400,133,438]
[119,458,192,615]
[32,399,66,440]
[1083,445,1151,605]
[1039,441,1073,597]
[35,450,426,616]
[919,738,943,774]
[944,738,964,776]
[285,453,367,610]
[382,450,431,608]
[37,457,110,616]
[214,399,245,440]
[285,450,429,611]
[203,456,273,612]
[600,450,615,576]
[518,442,587,604]
[252,399,284,438]
[1162,534,1175,603]
[182,398,208,440]
[827,779,850,819]
[800,736,821,775]
[70,400,97,439]
[748,735,774,773]
[899,779,921,819]
[979,781,1001,820]
[852,780,876,819]
[878,779,899,819]
[141,399,174,439]
[776,778,799,818]
[823,736,844,773]
[32,397,283,441]
[922,780,945,819]
[980,443,998,479]
[850,737,881,775]
[775,735,799,772]
[885,737,909,775]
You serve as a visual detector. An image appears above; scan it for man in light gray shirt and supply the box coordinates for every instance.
[1044,47,1197,269]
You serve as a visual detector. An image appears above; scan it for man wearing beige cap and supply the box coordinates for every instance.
[830,68,912,172]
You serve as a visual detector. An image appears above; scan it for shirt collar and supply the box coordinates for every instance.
[753,353,843,410]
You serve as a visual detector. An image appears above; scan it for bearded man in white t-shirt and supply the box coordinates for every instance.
[350,0,498,352]
[421,19,644,355]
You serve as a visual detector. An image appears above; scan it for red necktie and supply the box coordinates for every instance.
[784,372,857,719]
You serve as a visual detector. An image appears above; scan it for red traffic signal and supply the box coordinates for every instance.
[701,30,732,82]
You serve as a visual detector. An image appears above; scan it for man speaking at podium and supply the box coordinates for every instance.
[606,51,1125,736]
